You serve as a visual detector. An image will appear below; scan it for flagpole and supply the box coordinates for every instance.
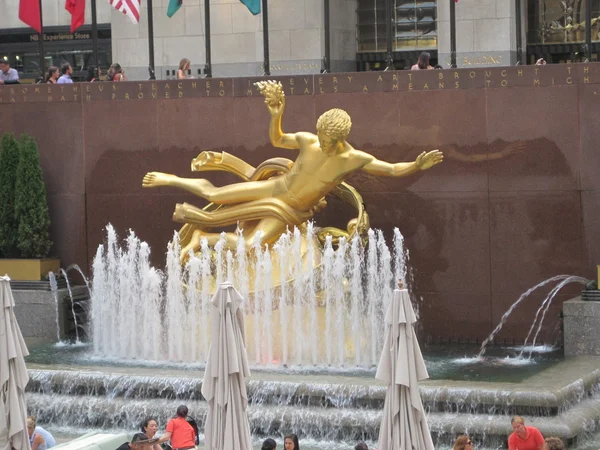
[323,0,330,72]
[262,0,270,76]
[204,0,212,77]
[91,0,100,78]
[450,0,457,68]
[147,0,156,79]
[515,0,522,63]
[38,0,45,80]
[385,0,393,70]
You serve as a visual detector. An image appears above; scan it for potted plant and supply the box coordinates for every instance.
[0,133,59,280]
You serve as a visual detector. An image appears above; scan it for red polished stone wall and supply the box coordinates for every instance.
[1,64,597,344]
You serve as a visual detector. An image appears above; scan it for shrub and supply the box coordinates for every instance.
[14,134,53,258]
[0,133,21,257]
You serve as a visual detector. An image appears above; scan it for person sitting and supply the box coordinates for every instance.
[156,405,197,450]
[411,52,433,70]
[262,438,277,450]
[27,417,48,450]
[115,433,154,450]
[453,434,474,450]
[140,418,162,450]
[27,417,56,448]
[355,443,369,450]
[543,437,565,450]
[508,416,544,450]
[284,434,299,450]
[0,59,19,84]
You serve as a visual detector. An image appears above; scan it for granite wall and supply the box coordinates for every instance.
[1,63,597,344]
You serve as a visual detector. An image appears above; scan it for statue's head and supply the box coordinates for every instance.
[316,108,352,155]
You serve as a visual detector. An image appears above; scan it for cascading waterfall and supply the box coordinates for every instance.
[91,224,406,367]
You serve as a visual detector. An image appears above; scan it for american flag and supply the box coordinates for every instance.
[109,0,140,24]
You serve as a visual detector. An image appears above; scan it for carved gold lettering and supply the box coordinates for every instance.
[165,92,170,98]
[246,89,253,95]
[164,84,170,90]
[552,77,555,85]
[534,68,539,75]
[303,77,309,84]
[304,88,310,94]
[584,76,590,84]
[60,96,65,101]
[73,94,78,101]
[21,88,27,94]
[178,92,183,98]
[567,66,572,74]
[206,90,210,96]
[290,87,295,94]
[152,84,157,91]
[392,74,397,81]
[469,71,476,79]
[455,81,460,88]
[47,87,52,94]
[566,77,573,84]
[333,77,338,84]
[423,83,429,90]
[112,94,116,100]
[485,70,492,78]
[112,85,116,91]
[408,83,413,90]
[23,96,27,102]
[392,84,398,91]
[439,82,444,89]
[48,95,53,102]
[34,88,40,94]
[86,85,91,92]
[362,85,368,92]
[138,84,143,91]
[438,72,444,80]
[377,75,383,82]
[178,82,183,89]
[501,70,507,77]
[86,94,91,101]
[584,66,590,73]
[454,72,459,79]
[72,86,78,93]
[125,93,130,100]
[98,85,104,92]
[318,77,323,85]
[190,82,196,89]
[501,80,508,87]
[219,81,224,87]
[347,76,352,83]
[408,73,412,81]
[319,87,324,94]
[290,78,295,85]
[533,79,540,86]
[219,90,225,96]
[517,69,523,76]
[138,92,144,99]
[152,92,157,99]
[333,86,338,93]
[486,80,491,87]
[60,86,64,92]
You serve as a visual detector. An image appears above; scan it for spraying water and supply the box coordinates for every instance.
[48,271,62,343]
[91,224,406,366]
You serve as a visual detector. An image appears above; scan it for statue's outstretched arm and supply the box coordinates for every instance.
[362,149,443,177]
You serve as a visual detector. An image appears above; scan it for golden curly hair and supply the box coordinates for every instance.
[316,108,352,141]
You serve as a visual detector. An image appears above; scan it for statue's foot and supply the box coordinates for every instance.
[142,172,176,188]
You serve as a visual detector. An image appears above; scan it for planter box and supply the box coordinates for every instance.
[0,258,60,281]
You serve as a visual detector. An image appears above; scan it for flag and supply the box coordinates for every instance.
[65,0,85,32]
[109,0,140,24]
[240,0,260,15]
[167,0,182,18]
[19,0,41,33]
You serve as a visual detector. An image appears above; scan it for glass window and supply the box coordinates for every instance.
[528,0,600,44]
[358,0,437,52]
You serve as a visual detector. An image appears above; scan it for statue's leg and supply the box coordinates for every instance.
[179,217,287,263]
[143,172,278,205]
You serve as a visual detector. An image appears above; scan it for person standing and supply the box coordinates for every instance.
[411,52,433,70]
[0,59,19,84]
[156,405,196,450]
[177,58,193,79]
[508,416,544,450]
[57,63,73,84]
[45,67,59,84]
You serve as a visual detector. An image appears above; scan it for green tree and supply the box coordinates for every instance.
[0,133,21,257]
[14,134,53,258]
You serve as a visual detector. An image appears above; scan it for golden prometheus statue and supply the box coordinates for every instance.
[142,81,443,262]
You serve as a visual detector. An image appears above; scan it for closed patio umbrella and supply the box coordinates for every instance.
[0,275,31,450]
[201,282,252,450]
[376,287,434,450]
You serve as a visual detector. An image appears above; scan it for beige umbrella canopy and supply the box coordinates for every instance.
[0,275,31,450]
[376,288,434,450]
[201,282,252,450]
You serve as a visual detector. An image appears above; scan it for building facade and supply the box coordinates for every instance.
[1,0,600,81]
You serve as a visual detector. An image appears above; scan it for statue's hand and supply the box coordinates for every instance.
[416,150,444,170]
[265,92,286,118]
[255,80,286,118]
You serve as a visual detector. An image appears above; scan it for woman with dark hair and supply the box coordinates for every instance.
[284,434,299,450]
[261,438,277,450]
[156,405,196,450]
[140,418,162,450]
[45,66,59,84]
[107,63,126,82]
[411,52,432,70]
[453,434,474,450]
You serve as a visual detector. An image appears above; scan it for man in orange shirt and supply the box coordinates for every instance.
[156,405,197,450]
[508,416,544,450]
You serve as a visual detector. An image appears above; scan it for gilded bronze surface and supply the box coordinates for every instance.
[142,80,443,261]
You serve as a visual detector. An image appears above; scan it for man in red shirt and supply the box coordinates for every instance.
[156,405,197,450]
[508,416,544,450]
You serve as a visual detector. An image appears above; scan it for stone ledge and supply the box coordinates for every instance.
[563,297,600,356]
